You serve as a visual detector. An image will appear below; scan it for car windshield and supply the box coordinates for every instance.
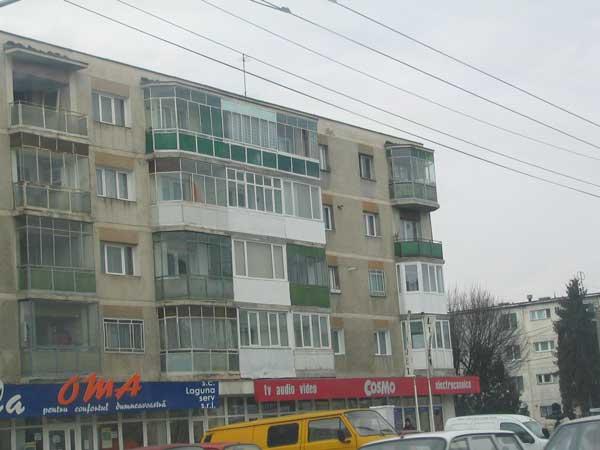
[362,438,446,450]
[546,421,600,450]
[345,410,397,436]
[523,420,545,439]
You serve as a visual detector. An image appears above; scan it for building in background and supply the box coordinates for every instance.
[499,293,600,423]
[0,31,477,450]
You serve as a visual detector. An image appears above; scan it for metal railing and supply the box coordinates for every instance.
[14,182,91,214]
[394,238,443,259]
[19,265,96,293]
[10,101,88,136]
[389,181,438,203]
[21,347,100,377]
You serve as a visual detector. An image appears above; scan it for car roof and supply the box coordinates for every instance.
[361,430,515,446]
[557,415,600,425]
[207,409,372,431]
[447,414,532,423]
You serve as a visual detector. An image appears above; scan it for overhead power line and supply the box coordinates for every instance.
[247,0,600,151]
[197,0,600,163]
[113,0,600,190]
[62,0,600,200]
[327,0,600,130]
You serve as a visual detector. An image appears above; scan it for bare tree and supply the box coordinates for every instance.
[449,286,526,414]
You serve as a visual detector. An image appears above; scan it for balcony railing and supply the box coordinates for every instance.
[14,182,91,214]
[10,101,88,137]
[19,265,96,293]
[389,181,437,203]
[395,238,443,259]
[21,346,100,378]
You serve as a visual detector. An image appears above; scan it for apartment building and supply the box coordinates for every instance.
[499,293,600,423]
[0,32,477,450]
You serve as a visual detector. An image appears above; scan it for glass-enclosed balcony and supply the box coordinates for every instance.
[10,101,88,137]
[143,83,320,178]
[395,239,443,260]
[387,145,439,210]
[14,183,91,214]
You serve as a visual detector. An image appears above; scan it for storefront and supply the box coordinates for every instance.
[0,374,479,450]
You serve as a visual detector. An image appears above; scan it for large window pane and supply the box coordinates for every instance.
[294,183,311,218]
[247,242,273,278]
[405,265,419,291]
[273,245,284,279]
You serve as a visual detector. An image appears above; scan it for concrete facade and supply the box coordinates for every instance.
[0,32,465,450]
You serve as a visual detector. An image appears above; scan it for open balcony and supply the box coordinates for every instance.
[10,101,88,137]
[395,238,443,260]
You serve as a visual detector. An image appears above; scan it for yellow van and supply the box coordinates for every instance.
[202,409,397,450]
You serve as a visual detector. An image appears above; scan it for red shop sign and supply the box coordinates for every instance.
[254,376,479,402]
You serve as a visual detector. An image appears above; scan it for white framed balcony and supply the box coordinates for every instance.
[10,101,88,137]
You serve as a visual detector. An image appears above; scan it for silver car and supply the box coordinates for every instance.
[545,415,600,450]
[359,430,524,450]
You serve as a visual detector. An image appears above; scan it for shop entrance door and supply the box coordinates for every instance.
[47,427,77,450]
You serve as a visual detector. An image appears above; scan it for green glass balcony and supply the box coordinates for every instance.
[395,239,443,259]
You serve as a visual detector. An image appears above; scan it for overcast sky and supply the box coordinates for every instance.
[2,0,600,301]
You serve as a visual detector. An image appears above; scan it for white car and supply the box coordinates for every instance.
[358,430,524,450]
[545,415,600,450]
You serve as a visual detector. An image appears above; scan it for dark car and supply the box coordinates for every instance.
[132,443,261,450]
[545,416,600,450]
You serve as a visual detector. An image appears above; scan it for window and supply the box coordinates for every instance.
[368,269,386,296]
[374,330,391,355]
[421,263,445,293]
[96,167,134,201]
[468,436,496,450]
[511,376,524,393]
[328,266,341,293]
[101,242,135,276]
[502,312,518,330]
[403,264,419,291]
[449,439,469,450]
[540,405,554,418]
[319,144,329,171]
[157,305,238,373]
[267,423,298,447]
[530,308,551,321]
[536,373,557,384]
[495,436,522,450]
[308,418,347,442]
[364,213,380,237]
[227,168,283,214]
[239,310,289,347]
[500,423,535,445]
[401,218,421,240]
[287,245,328,288]
[233,240,286,280]
[332,329,345,355]
[323,205,334,231]
[92,92,126,126]
[104,318,144,352]
[534,340,555,352]
[433,320,452,349]
[506,344,521,360]
[293,313,330,348]
[359,153,374,180]
[408,320,425,349]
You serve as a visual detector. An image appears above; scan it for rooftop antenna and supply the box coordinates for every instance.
[578,271,586,290]
[242,54,248,97]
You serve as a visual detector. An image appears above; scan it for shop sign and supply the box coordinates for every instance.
[254,376,480,402]
[0,373,219,419]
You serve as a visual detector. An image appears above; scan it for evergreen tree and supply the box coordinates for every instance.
[554,278,600,416]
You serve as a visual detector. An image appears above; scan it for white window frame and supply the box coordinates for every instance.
[534,340,555,352]
[103,318,144,353]
[332,329,345,355]
[506,344,521,361]
[433,319,452,350]
[359,153,374,180]
[328,265,341,293]
[323,204,334,231]
[397,263,445,294]
[529,308,551,321]
[293,313,331,349]
[102,242,136,276]
[233,239,287,280]
[239,309,289,348]
[403,320,425,350]
[364,212,380,237]
[319,144,330,171]
[93,91,127,126]
[374,329,392,356]
[368,269,386,297]
[282,179,322,221]
[536,373,557,384]
[96,166,135,201]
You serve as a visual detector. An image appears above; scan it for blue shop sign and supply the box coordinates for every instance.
[0,374,219,419]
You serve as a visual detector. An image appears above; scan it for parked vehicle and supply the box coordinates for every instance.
[202,409,397,450]
[445,414,547,450]
[370,406,402,433]
[131,443,261,450]
[358,430,524,450]
[545,415,600,450]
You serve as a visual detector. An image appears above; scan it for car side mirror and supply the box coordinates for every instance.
[337,429,350,443]
[542,428,550,439]
[518,432,535,444]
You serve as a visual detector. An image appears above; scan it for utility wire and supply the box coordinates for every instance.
[197,0,600,163]
[113,0,600,190]
[62,0,600,200]
[328,0,600,130]
[247,0,600,151]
